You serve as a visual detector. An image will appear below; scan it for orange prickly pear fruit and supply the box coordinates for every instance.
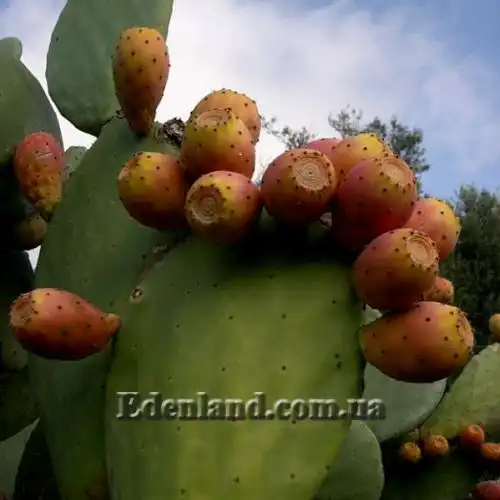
[184,171,262,244]
[422,276,454,304]
[398,442,422,463]
[352,228,439,310]
[404,197,460,261]
[189,88,261,143]
[422,434,450,457]
[117,151,188,230]
[480,443,500,461]
[303,137,340,163]
[260,148,338,226]
[327,132,393,184]
[9,288,121,360]
[360,301,474,383]
[113,27,170,135]
[13,131,64,221]
[460,424,485,449]
[180,109,256,180]
[489,314,500,341]
[471,481,500,500]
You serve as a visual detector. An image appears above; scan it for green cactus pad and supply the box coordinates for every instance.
[0,249,33,371]
[13,422,60,500]
[64,146,87,181]
[363,364,446,442]
[0,422,37,497]
[0,53,62,166]
[0,37,22,59]
[420,344,500,439]
[105,220,364,500]
[381,452,479,500]
[0,370,37,441]
[313,421,384,500]
[31,117,179,500]
[46,0,174,136]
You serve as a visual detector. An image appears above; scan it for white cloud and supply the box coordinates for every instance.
[1,0,500,264]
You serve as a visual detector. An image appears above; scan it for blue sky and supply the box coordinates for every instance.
[0,0,499,208]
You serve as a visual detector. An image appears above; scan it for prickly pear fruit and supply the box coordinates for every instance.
[398,442,422,463]
[180,109,255,180]
[472,481,500,500]
[460,424,485,448]
[489,314,500,340]
[189,88,261,143]
[117,152,188,230]
[336,156,417,245]
[10,213,47,250]
[328,132,393,184]
[360,301,474,383]
[9,288,121,360]
[303,137,340,162]
[352,228,439,310]
[480,443,500,461]
[184,170,262,243]
[404,198,460,261]
[13,132,64,221]
[422,276,454,304]
[422,434,450,457]
[112,27,169,135]
[260,148,337,225]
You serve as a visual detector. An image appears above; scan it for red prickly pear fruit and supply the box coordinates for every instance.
[328,132,393,185]
[460,424,485,448]
[360,301,474,383]
[472,481,500,500]
[9,288,121,360]
[189,88,261,143]
[480,443,500,461]
[180,109,255,180]
[260,148,338,225]
[398,442,422,463]
[13,132,64,221]
[422,276,454,304]
[404,198,460,261]
[489,314,500,340]
[422,434,450,457]
[117,152,188,230]
[352,228,439,310]
[336,156,418,245]
[184,170,262,244]
[303,137,340,163]
[112,27,169,136]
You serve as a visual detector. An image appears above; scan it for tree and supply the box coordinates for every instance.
[261,105,430,181]
[441,186,500,351]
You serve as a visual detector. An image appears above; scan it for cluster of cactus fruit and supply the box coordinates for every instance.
[3,1,500,499]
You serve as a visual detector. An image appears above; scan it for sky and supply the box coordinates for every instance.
[1,0,499,265]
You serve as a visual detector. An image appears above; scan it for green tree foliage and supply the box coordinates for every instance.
[441,186,500,351]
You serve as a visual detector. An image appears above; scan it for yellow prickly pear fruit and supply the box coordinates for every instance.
[398,442,422,463]
[113,27,170,135]
[423,434,450,457]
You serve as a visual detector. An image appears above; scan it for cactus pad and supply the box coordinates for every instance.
[30,117,179,499]
[314,421,384,500]
[0,37,22,59]
[105,220,364,500]
[0,53,62,166]
[64,146,87,181]
[46,0,174,135]
[420,344,500,439]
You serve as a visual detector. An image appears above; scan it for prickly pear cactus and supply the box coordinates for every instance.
[64,146,87,181]
[0,36,22,59]
[105,216,364,500]
[314,421,384,500]
[46,0,174,135]
[0,51,62,166]
[30,117,180,499]
[420,344,500,439]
